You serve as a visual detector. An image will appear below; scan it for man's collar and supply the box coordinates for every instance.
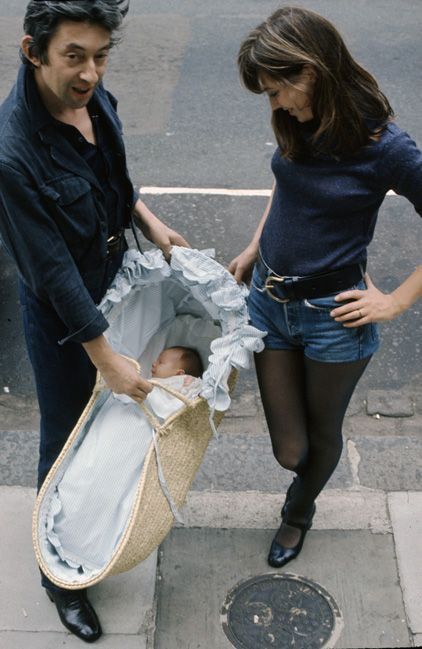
[21,65,54,134]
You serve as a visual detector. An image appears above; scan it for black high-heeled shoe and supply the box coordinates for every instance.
[268,503,316,569]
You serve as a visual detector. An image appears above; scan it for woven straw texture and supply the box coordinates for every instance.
[32,370,236,589]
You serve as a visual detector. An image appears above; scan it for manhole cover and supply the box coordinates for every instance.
[221,573,344,649]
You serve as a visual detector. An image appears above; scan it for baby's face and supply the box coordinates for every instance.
[151,349,184,378]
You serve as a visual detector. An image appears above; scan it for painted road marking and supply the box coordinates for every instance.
[140,186,397,196]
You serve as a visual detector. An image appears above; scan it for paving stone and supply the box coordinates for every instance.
[0,631,147,648]
[344,415,399,438]
[0,486,156,639]
[178,489,391,533]
[367,390,414,417]
[413,633,422,647]
[354,437,422,490]
[398,418,422,436]
[155,528,410,649]
[389,492,422,635]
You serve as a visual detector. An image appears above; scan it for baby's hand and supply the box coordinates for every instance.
[183,375,194,386]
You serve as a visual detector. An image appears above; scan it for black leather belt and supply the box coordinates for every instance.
[256,251,365,303]
[107,228,126,257]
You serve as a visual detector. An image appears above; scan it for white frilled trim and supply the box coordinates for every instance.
[99,247,171,317]
[99,246,266,412]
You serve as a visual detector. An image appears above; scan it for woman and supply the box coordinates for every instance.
[229,6,422,568]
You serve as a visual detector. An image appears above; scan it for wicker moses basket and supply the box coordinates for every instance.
[32,246,265,589]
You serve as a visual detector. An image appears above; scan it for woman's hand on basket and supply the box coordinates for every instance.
[228,244,258,284]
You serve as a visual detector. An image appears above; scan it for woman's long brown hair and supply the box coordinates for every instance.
[238,6,394,159]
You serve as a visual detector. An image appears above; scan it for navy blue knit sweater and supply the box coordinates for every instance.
[260,121,422,276]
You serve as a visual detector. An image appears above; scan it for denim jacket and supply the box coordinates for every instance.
[0,65,138,344]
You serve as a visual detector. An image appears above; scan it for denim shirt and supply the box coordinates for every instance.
[0,65,138,344]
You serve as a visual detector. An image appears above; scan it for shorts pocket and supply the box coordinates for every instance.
[251,265,266,292]
[304,279,366,312]
[304,292,349,312]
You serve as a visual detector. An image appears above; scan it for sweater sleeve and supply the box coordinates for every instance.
[378,129,422,217]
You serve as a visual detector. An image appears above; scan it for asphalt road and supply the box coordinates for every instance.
[0,0,421,400]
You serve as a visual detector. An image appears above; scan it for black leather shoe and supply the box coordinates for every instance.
[46,588,102,643]
[268,503,316,569]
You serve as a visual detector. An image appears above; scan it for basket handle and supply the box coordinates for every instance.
[148,379,193,406]
[96,355,194,407]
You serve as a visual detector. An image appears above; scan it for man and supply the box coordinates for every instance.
[0,0,187,642]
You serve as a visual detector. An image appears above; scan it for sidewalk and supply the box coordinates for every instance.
[1,382,421,648]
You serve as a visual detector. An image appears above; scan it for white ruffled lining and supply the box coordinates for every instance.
[99,246,266,412]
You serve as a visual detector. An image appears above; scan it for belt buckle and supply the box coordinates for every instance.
[107,232,122,257]
[107,233,120,246]
[264,275,290,303]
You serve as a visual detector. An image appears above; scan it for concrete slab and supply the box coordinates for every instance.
[367,390,414,417]
[192,433,353,492]
[0,631,147,649]
[389,492,422,635]
[176,488,391,533]
[0,430,38,487]
[0,486,156,638]
[155,528,410,649]
[413,634,422,647]
[353,436,422,490]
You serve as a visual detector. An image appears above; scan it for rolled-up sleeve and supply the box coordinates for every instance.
[378,131,422,217]
[0,161,109,344]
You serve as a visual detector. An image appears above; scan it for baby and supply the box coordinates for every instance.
[151,346,203,381]
[148,346,204,406]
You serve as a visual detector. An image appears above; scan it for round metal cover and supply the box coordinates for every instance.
[221,573,344,649]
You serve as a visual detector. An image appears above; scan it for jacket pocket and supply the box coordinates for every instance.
[40,175,102,253]
[40,175,92,205]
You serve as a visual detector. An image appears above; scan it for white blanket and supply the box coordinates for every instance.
[46,378,201,572]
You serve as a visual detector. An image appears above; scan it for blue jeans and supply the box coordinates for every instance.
[248,265,380,362]
[19,280,97,591]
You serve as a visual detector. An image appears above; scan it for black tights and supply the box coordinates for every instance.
[255,349,370,544]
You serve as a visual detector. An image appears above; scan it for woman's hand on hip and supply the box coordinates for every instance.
[330,274,402,326]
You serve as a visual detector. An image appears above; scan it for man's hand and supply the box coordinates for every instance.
[133,198,189,259]
[82,335,152,403]
[99,353,153,402]
[146,220,189,260]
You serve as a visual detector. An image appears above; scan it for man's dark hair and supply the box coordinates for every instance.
[20,0,129,65]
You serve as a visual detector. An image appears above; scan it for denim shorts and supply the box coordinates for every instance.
[248,265,380,362]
